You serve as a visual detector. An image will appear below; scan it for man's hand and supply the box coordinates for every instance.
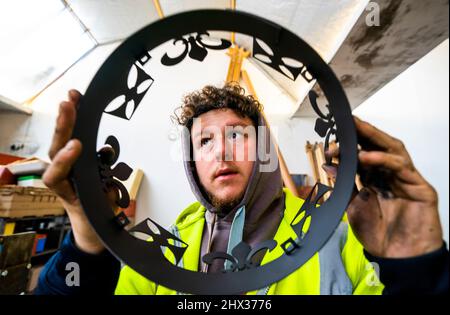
[324,116,443,258]
[43,89,106,254]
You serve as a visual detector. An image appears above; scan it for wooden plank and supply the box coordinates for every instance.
[314,142,331,186]
[0,208,65,218]
[120,168,144,200]
[305,141,319,183]
[0,185,64,218]
[226,46,239,83]
[314,142,332,200]
[117,169,144,221]
[241,70,256,96]
[230,0,236,44]
[152,0,164,19]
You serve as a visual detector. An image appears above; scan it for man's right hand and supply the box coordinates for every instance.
[42,89,106,254]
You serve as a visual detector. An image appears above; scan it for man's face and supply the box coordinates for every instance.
[191,108,256,211]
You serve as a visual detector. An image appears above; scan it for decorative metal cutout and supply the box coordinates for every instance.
[129,218,188,265]
[161,31,231,66]
[281,182,333,255]
[252,37,314,82]
[202,240,277,273]
[104,52,154,120]
[280,90,336,255]
[309,90,337,165]
[72,10,358,294]
[97,135,133,208]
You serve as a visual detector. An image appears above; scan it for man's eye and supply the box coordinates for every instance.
[229,131,243,140]
[200,138,212,147]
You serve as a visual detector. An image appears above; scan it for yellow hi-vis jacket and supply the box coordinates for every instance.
[115,189,384,295]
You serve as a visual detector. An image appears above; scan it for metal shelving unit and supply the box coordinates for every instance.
[0,214,71,265]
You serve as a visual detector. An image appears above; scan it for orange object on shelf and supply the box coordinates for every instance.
[122,199,136,218]
[0,153,24,165]
[0,167,15,185]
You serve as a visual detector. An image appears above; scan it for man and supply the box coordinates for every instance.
[36,84,448,295]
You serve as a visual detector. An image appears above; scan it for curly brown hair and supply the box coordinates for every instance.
[173,83,263,130]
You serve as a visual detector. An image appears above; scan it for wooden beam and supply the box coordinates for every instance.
[152,0,164,19]
[226,46,239,82]
[277,146,301,198]
[231,32,236,45]
[230,0,236,44]
[305,141,319,183]
[240,70,256,96]
[315,143,331,186]
[230,0,236,10]
[226,45,250,83]
[232,48,242,81]
[232,48,250,82]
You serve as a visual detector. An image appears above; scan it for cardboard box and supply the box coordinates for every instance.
[0,185,64,218]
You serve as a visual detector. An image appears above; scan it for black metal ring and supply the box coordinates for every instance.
[72,9,357,294]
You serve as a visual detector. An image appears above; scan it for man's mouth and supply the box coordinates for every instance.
[214,168,239,181]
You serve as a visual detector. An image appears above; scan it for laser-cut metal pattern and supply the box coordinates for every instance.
[71,10,358,294]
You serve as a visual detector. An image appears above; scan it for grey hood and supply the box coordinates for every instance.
[182,113,285,273]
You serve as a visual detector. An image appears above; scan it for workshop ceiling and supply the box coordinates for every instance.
[0,0,448,117]
[67,0,368,116]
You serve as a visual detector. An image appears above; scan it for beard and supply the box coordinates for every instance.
[206,189,245,216]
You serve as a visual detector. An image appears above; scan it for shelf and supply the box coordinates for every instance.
[0,95,32,115]
[0,214,67,222]
[0,213,70,275]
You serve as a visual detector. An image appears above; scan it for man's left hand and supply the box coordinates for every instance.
[324,116,443,258]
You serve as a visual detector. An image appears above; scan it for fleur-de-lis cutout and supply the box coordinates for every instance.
[281,182,332,255]
[309,90,337,165]
[97,135,133,208]
[104,52,154,120]
[129,218,188,265]
[202,240,277,273]
[161,32,231,66]
[252,37,314,82]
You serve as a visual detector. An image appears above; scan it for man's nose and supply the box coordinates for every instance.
[214,137,233,161]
